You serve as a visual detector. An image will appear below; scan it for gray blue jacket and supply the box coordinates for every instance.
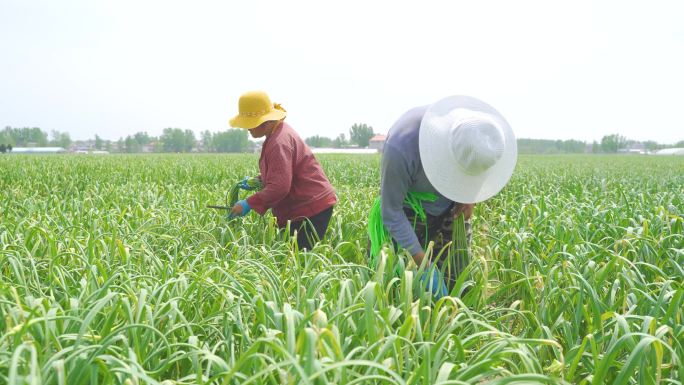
[381,106,454,255]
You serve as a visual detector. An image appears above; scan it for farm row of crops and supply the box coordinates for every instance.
[1,154,683,384]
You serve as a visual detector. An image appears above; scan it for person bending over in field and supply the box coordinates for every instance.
[368,95,517,299]
[228,90,337,251]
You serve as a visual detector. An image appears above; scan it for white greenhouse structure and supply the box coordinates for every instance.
[655,148,684,156]
[9,147,67,154]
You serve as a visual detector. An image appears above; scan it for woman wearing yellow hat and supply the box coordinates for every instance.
[228,91,337,250]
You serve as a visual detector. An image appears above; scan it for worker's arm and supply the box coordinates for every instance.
[247,144,293,214]
[380,144,424,265]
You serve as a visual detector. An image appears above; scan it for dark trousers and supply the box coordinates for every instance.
[286,206,334,250]
[401,204,472,291]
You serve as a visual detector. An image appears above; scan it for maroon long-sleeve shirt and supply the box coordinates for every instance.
[246,122,337,227]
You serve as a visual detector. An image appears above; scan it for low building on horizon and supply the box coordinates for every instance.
[369,134,387,153]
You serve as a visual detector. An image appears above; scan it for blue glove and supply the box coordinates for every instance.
[421,266,448,299]
[228,199,251,219]
[238,177,258,190]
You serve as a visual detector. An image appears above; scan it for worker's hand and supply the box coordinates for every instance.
[228,200,251,219]
[238,177,260,190]
[454,203,475,220]
[412,251,426,267]
[420,265,448,299]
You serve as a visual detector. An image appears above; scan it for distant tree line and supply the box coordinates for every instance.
[305,135,333,148]
[3,125,682,154]
[517,139,588,154]
[114,128,255,153]
[349,123,374,147]
[305,134,350,149]
[2,126,49,146]
[304,127,684,154]
[1,126,256,153]
[303,124,684,154]
[518,134,684,154]
[306,123,375,148]
[1,126,71,148]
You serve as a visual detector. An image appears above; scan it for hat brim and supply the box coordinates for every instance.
[419,95,517,204]
[229,109,287,129]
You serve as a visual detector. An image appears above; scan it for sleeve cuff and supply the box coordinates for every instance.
[246,194,267,215]
[408,243,423,256]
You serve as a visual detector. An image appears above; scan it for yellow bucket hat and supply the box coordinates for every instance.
[229,91,287,129]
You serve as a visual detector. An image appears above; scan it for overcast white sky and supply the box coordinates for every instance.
[1,0,683,143]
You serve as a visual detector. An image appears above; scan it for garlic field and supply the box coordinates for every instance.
[1,154,682,384]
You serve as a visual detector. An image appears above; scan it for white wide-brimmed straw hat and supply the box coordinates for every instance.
[419,95,517,204]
